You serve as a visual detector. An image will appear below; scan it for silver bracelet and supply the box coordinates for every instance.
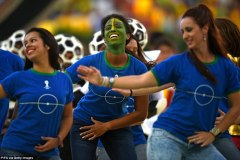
[109,77,115,87]
[101,76,109,87]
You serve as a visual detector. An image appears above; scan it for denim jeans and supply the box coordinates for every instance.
[147,128,226,160]
[70,119,137,160]
[97,143,147,160]
[0,148,61,160]
[213,137,240,160]
[135,144,147,160]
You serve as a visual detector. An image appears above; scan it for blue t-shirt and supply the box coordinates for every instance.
[217,67,240,138]
[0,49,24,144]
[66,51,147,124]
[151,52,240,142]
[123,97,146,145]
[1,69,74,157]
[97,97,146,148]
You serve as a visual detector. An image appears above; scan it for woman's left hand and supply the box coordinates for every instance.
[80,117,110,140]
[187,131,215,147]
[34,136,58,152]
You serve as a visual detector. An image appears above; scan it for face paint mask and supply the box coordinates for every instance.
[104,18,127,55]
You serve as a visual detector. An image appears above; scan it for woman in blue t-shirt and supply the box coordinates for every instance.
[96,34,150,160]
[0,28,74,159]
[212,18,240,160]
[66,14,148,160]
[77,4,240,160]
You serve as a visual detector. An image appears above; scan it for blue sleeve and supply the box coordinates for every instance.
[225,61,240,94]
[66,55,93,83]
[11,53,24,71]
[1,72,19,99]
[65,75,75,104]
[151,55,180,86]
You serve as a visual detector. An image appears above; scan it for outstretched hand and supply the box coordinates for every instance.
[77,65,102,86]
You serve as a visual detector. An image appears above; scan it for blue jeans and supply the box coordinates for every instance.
[147,128,226,160]
[213,137,240,160]
[70,119,137,160]
[135,144,147,160]
[0,148,61,160]
[97,144,147,160]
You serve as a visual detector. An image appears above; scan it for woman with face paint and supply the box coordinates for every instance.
[66,14,148,160]
[77,4,240,160]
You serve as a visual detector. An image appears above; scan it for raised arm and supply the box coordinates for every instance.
[77,65,158,89]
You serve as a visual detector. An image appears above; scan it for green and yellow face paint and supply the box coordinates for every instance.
[104,18,127,54]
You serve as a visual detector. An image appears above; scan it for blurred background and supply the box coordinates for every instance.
[0,0,239,53]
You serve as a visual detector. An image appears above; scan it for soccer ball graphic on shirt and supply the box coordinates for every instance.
[55,34,84,64]
[7,29,26,59]
[127,18,148,49]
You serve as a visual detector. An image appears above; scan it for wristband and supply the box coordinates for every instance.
[209,126,221,137]
[101,76,108,87]
[129,89,133,97]
[109,77,115,87]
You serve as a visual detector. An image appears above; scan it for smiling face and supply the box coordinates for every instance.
[180,17,207,50]
[24,31,49,62]
[104,18,127,54]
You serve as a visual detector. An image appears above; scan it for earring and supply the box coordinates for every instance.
[203,35,207,41]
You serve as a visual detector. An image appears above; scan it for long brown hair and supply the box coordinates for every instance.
[182,4,227,84]
[215,18,240,67]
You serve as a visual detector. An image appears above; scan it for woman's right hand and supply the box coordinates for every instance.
[77,65,103,86]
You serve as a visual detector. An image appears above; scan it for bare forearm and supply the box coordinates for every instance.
[132,83,174,96]
[0,85,7,99]
[113,71,157,89]
[105,95,148,130]
[217,106,240,132]
[105,111,147,130]
[235,115,240,124]
[58,103,73,142]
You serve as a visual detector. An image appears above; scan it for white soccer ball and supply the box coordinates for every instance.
[0,39,10,50]
[55,34,84,64]
[8,30,26,59]
[88,30,105,55]
[127,18,148,49]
